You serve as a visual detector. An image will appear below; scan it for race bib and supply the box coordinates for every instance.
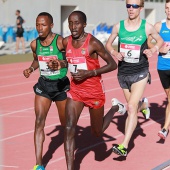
[38,55,60,76]
[162,42,170,58]
[67,56,88,73]
[120,43,141,63]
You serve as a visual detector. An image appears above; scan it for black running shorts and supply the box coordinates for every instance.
[158,70,170,89]
[33,76,70,101]
[118,69,151,91]
[16,28,24,37]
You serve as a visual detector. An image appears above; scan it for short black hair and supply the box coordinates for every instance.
[70,11,87,23]
[16,10,20,14]
[37,12,53,24]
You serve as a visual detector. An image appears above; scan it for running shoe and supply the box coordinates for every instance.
[112,144,127,156]
[158,128,169,139]
[111,98,126,115]
[141,97,150,119]
[34,165,45,170]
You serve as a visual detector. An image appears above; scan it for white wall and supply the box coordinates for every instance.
[0,0,166,35]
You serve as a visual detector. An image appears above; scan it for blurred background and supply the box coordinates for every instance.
[0,0,167,56]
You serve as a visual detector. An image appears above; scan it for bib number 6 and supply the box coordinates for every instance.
[127,50,132,57]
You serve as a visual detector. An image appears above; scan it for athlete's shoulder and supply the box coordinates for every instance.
[153,21,162,33]
[30,39,36,47]
[89,33,100,44]
[62,36,70,49]
[145,21,154,31]
[56,34,64,43]
[30,39,36,52]
[89,33,104,50]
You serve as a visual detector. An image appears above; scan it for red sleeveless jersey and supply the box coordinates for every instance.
[66,33,105,106]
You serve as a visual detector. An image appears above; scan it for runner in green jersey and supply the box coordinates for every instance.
[23,12,69,170]
[106,0,163,156]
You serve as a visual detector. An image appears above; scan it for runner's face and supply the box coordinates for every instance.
[165,2,170,20]
[126,0,142,20]
[68,13,86,39]
[36,16,53,38]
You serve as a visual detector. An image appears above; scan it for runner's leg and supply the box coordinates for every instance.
[55,99,67,126]
[122,76,148,148]
[64,98,84,170]
[34,95,52,165]
[163,88,170,131]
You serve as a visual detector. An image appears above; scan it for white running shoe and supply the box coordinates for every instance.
[141,97,150,119]
[111,98,126,115]
[158,128,169,140]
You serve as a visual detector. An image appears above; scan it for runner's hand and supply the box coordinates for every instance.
[71,69,92,81]
[23,68,32,78]
[47,59,61,70]
[143,49,155,58]
[114,52,125,61]
[159,43,170,54]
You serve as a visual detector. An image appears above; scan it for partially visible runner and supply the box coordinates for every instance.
[106,0,164,157]
[15,9,25,54]
[23,12,69,170]
[48,10,126,170]
[148,0,170,140]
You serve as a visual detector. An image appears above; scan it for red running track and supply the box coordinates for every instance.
[0,55,170,170]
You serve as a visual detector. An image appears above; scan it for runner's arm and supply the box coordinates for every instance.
[78,36,117,78]
[105,23,124,61]
[145,23,164,56]
[47,36,68,70]
[23,40,39,78]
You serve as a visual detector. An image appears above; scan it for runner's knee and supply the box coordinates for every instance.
[65,125,76,140]
[35,114,46,130]
[127,103,138,114]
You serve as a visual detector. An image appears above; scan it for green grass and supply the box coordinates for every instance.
[0,53,33,64]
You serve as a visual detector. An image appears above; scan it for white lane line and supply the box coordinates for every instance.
[0,92,33,100]
[0,91,166,142]
[0,107,34,117]
[42,117,165,166]
[0,73,38,79]
[0,113,91,142]
[152,160,170,170]
[0,81,36,88]
[0,123,60,142]
[0,165,19,168]
[0,77,161,100]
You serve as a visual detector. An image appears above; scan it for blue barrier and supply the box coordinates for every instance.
[1,26,38,42]
[0,26,3,41]
[5,26,14,43]
[107,25,113,34]
[92,23,113,36]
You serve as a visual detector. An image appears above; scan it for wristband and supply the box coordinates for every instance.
[30,66,34,72]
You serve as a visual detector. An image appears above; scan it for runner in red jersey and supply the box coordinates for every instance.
[48,11,126,170]
[66,33,105,108]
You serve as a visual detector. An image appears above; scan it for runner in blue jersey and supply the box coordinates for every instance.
[148,0,170,140]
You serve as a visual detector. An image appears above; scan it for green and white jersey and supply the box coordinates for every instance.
[36,34,67,80]
[118,19,149,75]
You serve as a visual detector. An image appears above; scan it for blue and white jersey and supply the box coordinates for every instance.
[157,19,170,70]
